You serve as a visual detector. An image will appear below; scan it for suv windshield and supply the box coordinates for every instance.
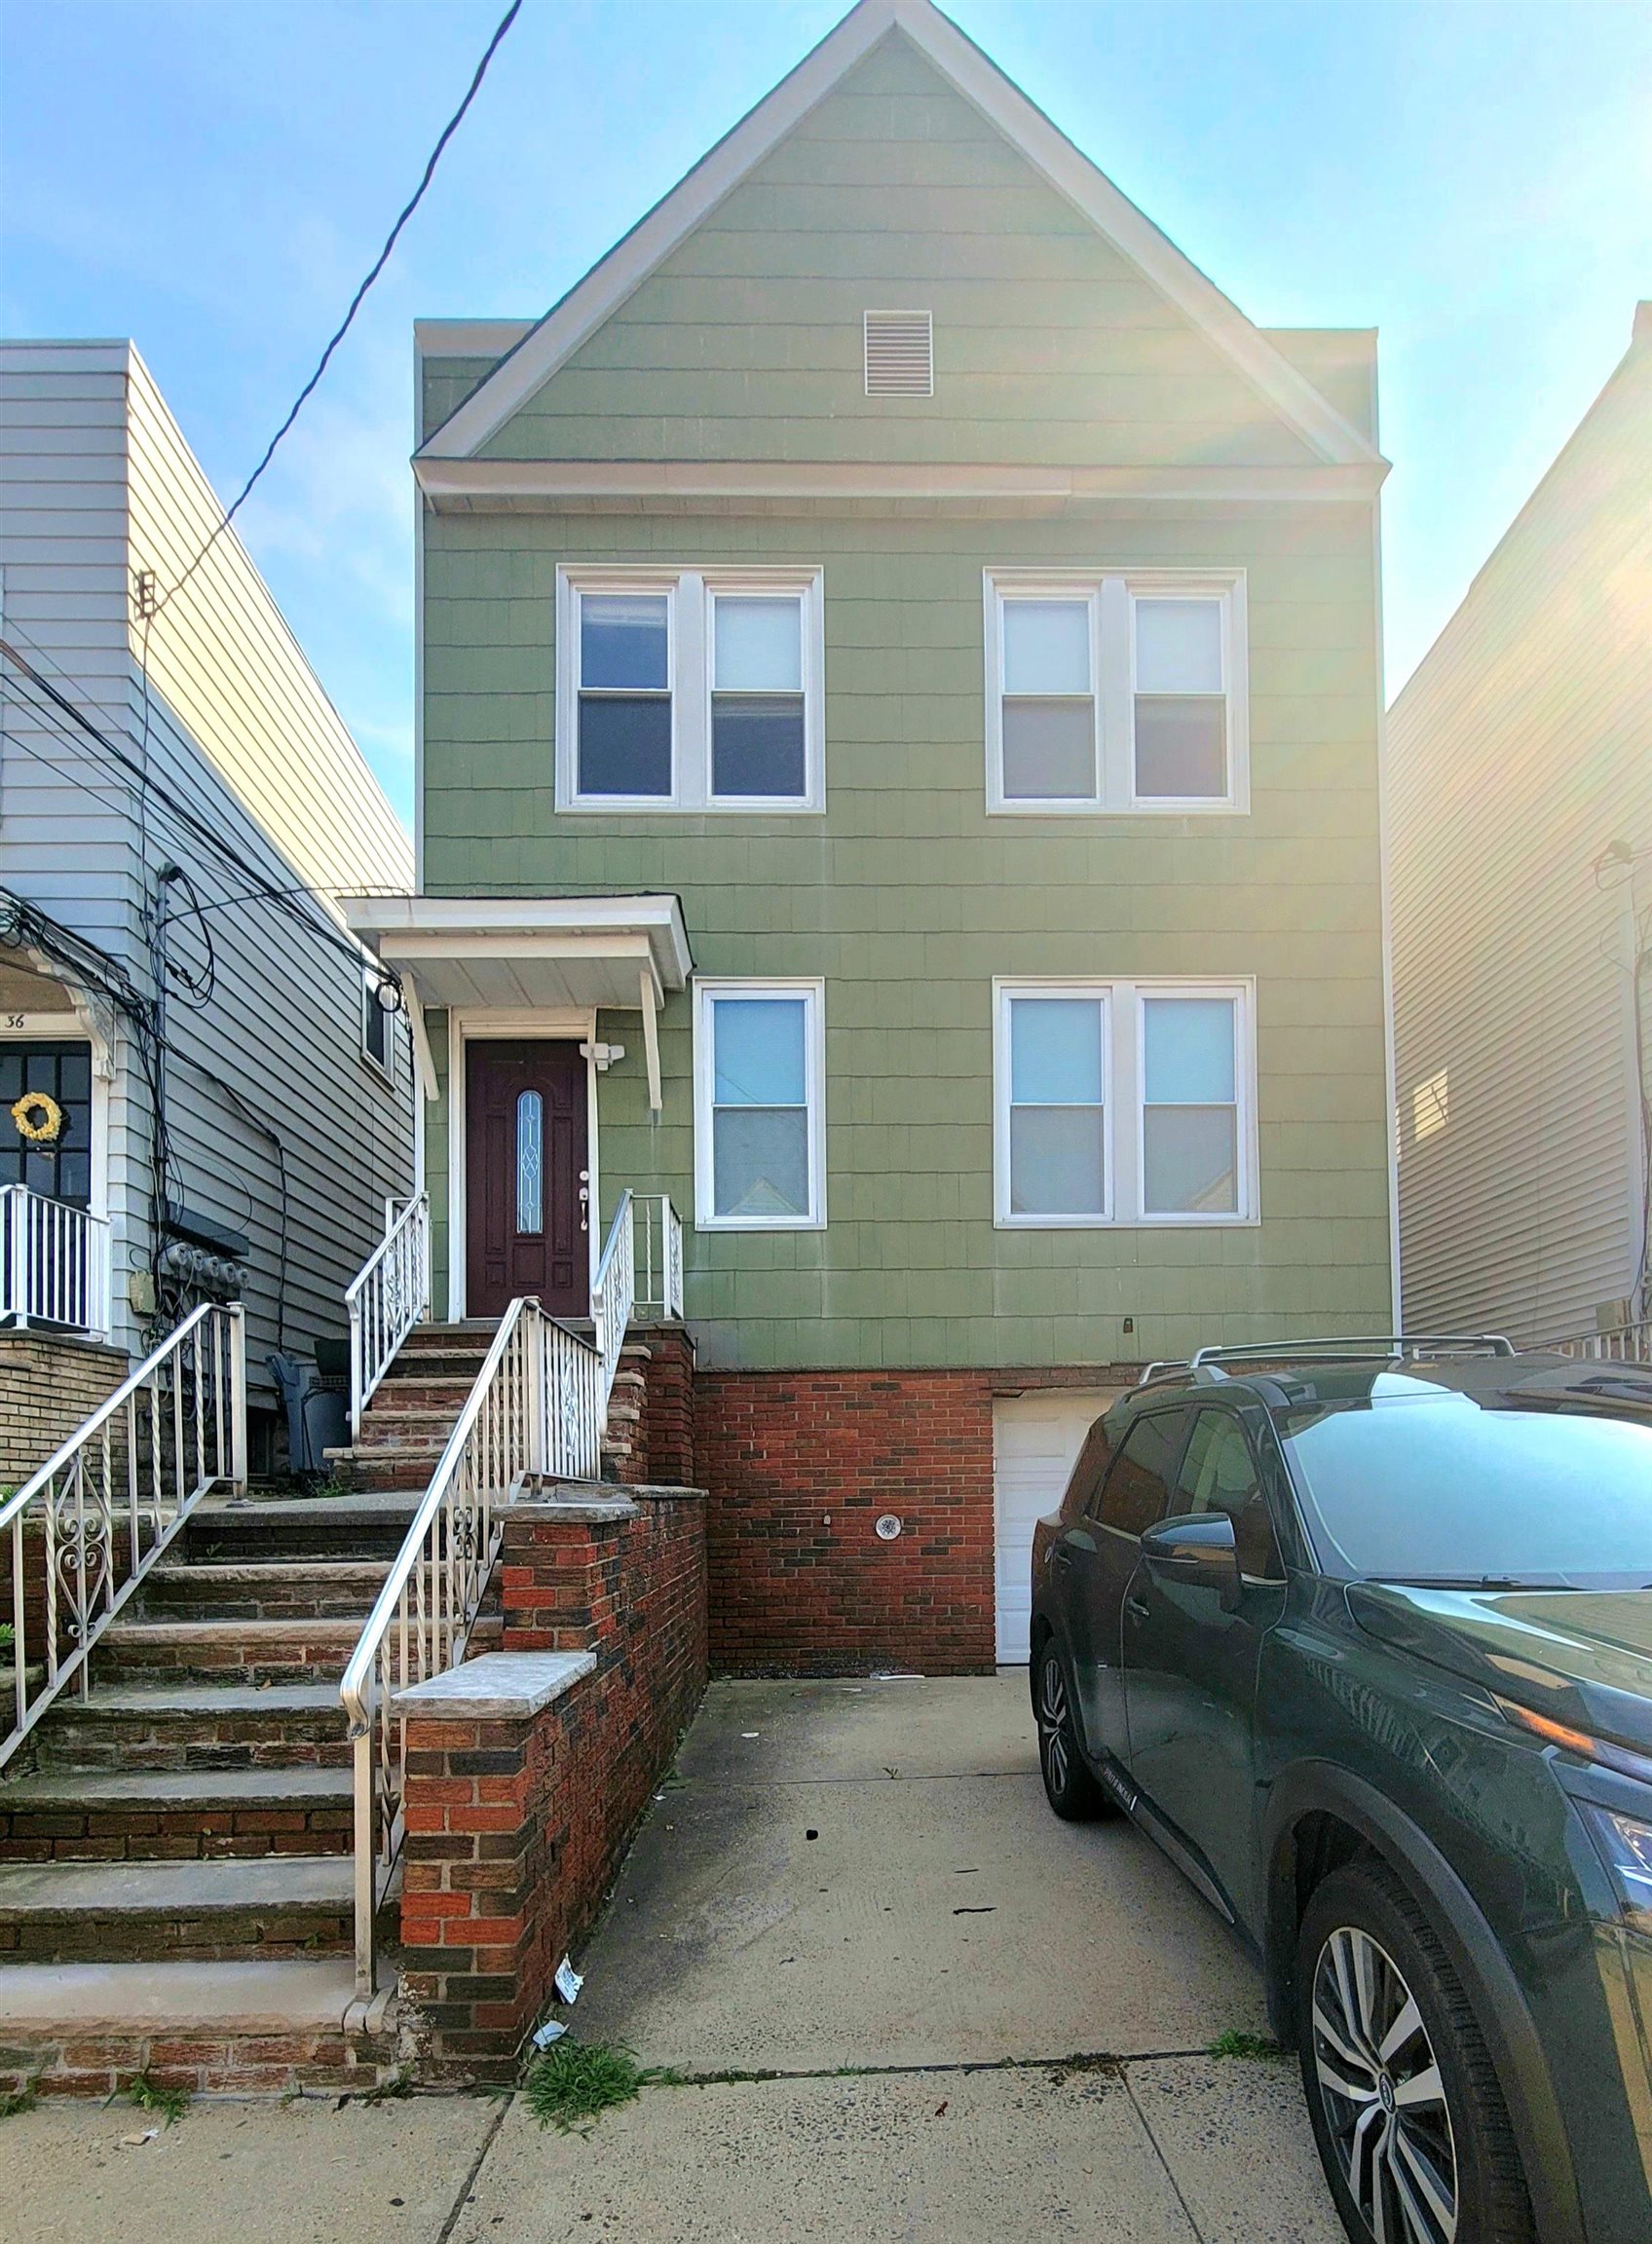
[1277,1373,1652,1583]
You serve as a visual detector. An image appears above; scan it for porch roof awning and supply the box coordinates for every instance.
[341,894,693,1110]
[341,893,692,1012]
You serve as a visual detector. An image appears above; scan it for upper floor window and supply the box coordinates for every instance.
[984,570,1248,816]
[694,979,826,1230]
[557,568,824,813]
[994,978,1257,1227]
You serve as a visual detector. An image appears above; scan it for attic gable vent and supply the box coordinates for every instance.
[863,310,933,397]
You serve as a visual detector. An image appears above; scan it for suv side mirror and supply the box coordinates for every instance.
[1141,1511,1241,1610]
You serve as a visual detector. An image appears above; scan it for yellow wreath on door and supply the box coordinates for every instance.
[10,1091,63,1144]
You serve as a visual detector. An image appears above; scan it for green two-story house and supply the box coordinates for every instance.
[349,0,1394,1674]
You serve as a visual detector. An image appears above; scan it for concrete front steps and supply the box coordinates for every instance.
[328,1320,652,1490]
[0,1488,421,2098]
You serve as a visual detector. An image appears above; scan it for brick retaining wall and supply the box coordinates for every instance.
[396,1482,707,2080]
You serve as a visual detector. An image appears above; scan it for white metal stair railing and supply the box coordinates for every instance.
[339,1190,641,2001]
[0,1183,112,1335]
[1,1300,247,1770]
[630,1191,684,1322]
[345,1192,432,1438]
[1543,1321,1652,1365]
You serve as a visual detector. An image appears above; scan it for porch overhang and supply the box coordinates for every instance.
[342,893,693,1110]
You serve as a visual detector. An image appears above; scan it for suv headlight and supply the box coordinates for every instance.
[1581,1805,1652,1936]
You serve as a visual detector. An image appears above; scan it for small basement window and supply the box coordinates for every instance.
[864,310,933,397]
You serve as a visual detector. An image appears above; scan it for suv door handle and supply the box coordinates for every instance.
[1125,1594,1150,1622]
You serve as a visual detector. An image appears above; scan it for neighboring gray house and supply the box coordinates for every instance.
[1390,303,1652,1347]
[0,339,414,1468]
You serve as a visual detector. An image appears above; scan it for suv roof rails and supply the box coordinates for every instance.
[1135,1332,1517,1389]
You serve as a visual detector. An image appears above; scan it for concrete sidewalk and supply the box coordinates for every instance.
[3,1675,1341,2244]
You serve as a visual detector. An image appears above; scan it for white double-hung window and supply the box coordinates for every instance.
[694,980,826,1230]
[985,570,1247,814]
[995,979,1256,1226]
[557,568,823,811]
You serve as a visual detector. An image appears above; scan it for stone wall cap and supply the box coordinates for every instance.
[507,1477,638,1521]
[622,1481,708,1503]
[391,1650,596,1718]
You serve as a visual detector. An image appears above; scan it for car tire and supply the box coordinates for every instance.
[1033,1639,1108,1821]
[1296,1858,1534,2244]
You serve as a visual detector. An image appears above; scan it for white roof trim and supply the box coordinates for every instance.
[414,456,1387,506]
[418,0,1381,470]
[342,892,694,991]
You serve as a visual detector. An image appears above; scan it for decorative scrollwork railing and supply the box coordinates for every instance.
[339,1193,643,2001]
[345,1193,431,1437]
[1,1300,246,1770]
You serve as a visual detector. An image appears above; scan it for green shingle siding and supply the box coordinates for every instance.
[471,41,1317,473]
[416,30,1390,1370]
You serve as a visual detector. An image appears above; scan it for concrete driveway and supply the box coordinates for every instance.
[4,1674,1341,2244]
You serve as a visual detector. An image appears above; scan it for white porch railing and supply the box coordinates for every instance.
[630,1192,684,1321]
[339,1191,644,2001]
[0,1184,111,1336]
[1544,1322,1652,1365]
[1,1301,246,1770]
[346,1193,431,1436]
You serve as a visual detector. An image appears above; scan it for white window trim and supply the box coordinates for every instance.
[993,976,1258,1228]
[993,982,1113,1228]
[693,977,827,1232]
[556,565,824,814]
[984,568,1249,817]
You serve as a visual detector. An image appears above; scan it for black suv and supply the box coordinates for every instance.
[1029,1335,1652,2244]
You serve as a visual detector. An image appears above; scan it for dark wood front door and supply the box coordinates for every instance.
[465,1039,588,1320]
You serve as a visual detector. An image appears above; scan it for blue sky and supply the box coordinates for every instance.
[4,0,1649,829]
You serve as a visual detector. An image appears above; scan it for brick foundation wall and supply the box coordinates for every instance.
[397,1483,707,2080]
[694,1363,1142,1678]
[0,1333,128,1486]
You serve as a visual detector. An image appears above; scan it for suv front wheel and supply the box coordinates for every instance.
[1296,1859,1533,2244]
[1033,1640,1108,1821]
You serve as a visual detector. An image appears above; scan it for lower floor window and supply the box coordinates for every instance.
[995,979,1254,1226]
[694,980,825,1229]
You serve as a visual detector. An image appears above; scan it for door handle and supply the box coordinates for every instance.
[1125,1594,1150,1623]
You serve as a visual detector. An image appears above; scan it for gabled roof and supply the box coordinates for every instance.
[419,0,1382,469]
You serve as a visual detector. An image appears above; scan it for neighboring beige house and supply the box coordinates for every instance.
[1390,303,1652,1346]
[0,339,415,1470]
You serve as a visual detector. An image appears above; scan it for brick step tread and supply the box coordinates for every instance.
[101,1619,366,1648]
[0,1768,350,1812]
[0,1852,354,1922]
[197,1493,423,1526]
[54,1683,343,1718]
[0,1955,378,2035]
[145,1561,391,1590]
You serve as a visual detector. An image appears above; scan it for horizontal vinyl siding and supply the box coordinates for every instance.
[124,353,411,897]
[128,674,415,1395]
[0,342,414,1401]
[1390,331,1652,1345]
[423,502,1389,1370]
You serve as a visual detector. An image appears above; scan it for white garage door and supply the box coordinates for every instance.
[993,1390,1119,1664]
